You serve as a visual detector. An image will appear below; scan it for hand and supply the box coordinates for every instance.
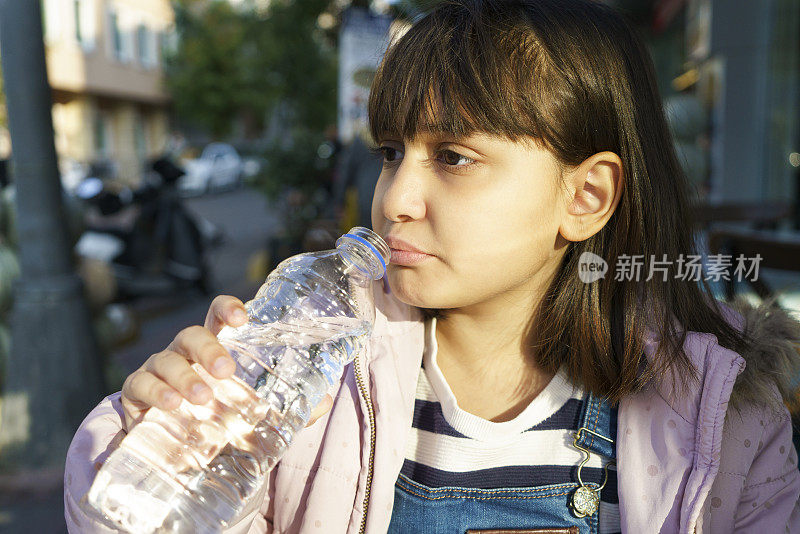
[120,295,334,432]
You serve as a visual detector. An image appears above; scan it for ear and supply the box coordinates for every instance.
[559,151,624,242]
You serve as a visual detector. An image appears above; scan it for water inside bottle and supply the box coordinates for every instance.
[86,316,370,533]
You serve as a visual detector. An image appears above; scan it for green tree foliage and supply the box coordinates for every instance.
[252,0,338,197]
[165,0,337,137]
[165,0,338,196]
[256,0,337,133]
[165,1,267,138]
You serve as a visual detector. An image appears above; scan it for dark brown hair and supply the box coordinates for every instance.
[367,0,753,402]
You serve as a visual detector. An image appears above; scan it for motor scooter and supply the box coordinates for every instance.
[74,156,221,300]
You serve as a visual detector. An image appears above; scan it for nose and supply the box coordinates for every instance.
[376,157,427,223]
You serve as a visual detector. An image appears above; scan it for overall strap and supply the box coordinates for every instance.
[574,392,617,460]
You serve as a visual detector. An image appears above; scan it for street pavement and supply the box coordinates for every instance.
[0,185,281,533]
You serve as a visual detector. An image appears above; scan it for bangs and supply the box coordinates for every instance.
[368,2,555,145]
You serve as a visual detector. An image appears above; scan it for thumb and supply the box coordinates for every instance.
[306,394,333,427]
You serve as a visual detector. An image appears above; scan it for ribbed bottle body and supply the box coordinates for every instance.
[82,228,388,533]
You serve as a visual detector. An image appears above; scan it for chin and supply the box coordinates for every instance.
[390,288,455,316]
[387,272,463,308]
[389,287,428,308]
[386,280,433,309]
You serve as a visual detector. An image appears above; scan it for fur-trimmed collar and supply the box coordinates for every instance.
[726,297,800,412]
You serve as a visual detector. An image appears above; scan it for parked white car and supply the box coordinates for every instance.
[178,143,243,196]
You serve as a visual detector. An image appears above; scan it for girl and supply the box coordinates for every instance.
[65,0,800,532]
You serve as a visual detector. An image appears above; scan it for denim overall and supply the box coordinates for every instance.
[387,393,617,534]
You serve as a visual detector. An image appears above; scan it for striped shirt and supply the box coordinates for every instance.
[399,318,621,534]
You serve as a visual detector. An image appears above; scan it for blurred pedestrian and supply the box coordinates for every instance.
[0,158,8,188]
[331,126,383,230]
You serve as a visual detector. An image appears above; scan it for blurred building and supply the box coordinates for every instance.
[696,0,798,204]
[635,0,799,205]
[41,0,175,184]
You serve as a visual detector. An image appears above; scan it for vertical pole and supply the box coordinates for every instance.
[0,0,105,470]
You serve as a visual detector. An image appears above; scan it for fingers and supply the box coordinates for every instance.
[169,325,236,379]
[119,298,248,433]
[147,350,214,404]
[122,366,182,414]
[124,350,212,408]
[204,295,248,335]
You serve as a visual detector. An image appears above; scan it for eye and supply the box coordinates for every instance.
[371,145,403,163]
[382,147,402,162]
[438,149,475,168]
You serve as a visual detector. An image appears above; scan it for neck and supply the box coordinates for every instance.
[435,308,547,381]
[433,274,556,416]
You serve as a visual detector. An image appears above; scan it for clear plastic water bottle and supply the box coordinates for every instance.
[81,227,390,533]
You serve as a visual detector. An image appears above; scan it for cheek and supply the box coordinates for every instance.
[446,189,559,264]
[378,173,564,308]
[435,192,561,291]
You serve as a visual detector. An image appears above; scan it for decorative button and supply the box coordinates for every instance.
[571,485,599,517]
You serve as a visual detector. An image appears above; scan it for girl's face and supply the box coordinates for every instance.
[371,132,570,313]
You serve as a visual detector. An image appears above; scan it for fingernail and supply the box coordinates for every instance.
[212,357,231,374]
[192,383,211,402]
[232,309,247,323]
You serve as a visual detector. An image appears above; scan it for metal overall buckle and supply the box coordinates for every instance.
[570,427,616,518]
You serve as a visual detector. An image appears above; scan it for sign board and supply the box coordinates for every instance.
[338,7,393,144]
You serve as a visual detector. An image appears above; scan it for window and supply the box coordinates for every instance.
[71,0,96,50]
[136,25,146,64]
[108,8,133,62]
[43,0,94,49]
[74,0,82,43]
[136,24,158,68]
[110,11,122,59]
[94,110,113,157]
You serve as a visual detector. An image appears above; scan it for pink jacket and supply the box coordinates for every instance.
[65,285,800,533]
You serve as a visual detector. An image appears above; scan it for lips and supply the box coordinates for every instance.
[384,236,428,255]
[384,236,434,266]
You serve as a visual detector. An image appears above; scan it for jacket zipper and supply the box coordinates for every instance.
[353,349,376,534]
